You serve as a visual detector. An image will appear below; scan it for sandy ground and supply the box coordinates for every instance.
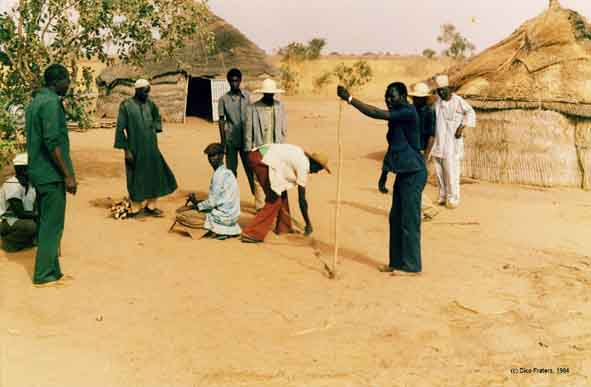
[1,96,591,387]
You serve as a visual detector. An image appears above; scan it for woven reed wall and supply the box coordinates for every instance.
[463,109,591,189]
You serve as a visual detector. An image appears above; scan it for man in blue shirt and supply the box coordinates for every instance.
[379,82,438,220]
[338,82,427,274]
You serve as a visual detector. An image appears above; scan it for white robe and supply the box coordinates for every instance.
[431,94,476,205]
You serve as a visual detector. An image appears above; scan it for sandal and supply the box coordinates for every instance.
[144,207,164,217]
[128,209,149,219]
[378,264,396,273]
[241,234,262,243]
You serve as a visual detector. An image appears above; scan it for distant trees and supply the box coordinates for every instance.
[437,24,476,59]
[278,37,326,94]
[278,38,327,63]
[422,49,436,59]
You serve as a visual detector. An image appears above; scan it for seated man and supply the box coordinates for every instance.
[241,143,331,243]
[183,143,241,240]
[0,153,37,251]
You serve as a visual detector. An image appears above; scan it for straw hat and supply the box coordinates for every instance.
[13,153,28,166]
[434,74,449,88]
[255,78,284,94]
[408,82,431,97]
[305,151,331,174]
[134,78,150,89]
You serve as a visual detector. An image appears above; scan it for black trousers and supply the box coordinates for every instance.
[389,168,427,272]
[226,144,255,195]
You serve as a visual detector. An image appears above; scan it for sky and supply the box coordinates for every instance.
[1,0,590,55]
[207,0,591,54]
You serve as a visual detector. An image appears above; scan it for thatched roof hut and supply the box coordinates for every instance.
[96,14,276,123]
[444,0,591,189]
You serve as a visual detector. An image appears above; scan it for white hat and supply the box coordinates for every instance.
[435,75,449,88]
[13,153,28,166]
[255,78,284,94]
[134,79,150,89]
[408,82,431,97]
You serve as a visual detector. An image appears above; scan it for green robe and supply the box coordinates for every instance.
[114,97,177,202]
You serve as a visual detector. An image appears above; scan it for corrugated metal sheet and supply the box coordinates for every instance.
[211,79,230,122]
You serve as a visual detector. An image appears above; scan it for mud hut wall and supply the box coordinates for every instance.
[95,78,188,123]
[462,109,585,188]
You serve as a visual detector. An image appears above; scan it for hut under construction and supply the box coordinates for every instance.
[445,0,591,189]
[96,14,276,123]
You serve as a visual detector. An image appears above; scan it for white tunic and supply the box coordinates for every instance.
[431,94,476,160]
[260,144,309,195]
[0,177,36,226]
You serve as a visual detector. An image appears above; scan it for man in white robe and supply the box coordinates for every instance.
[430,75,476,209]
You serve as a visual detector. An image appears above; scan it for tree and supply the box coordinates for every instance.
[278,37,326,63]
[306,38,326,60]
[437,23,475,59]
[278,42,308,63]
[0,0,213,130]
[334,60,373,91]
[422,48,436,59]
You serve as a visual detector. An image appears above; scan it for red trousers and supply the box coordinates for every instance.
[242,150,293,241]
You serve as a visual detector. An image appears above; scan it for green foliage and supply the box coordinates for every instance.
[437,24,475,59]
[313,71,333,93]
[278,42,308,63]
[279,63,299,95]
[422,48,436,59]
[334,60,373,91]
[306,38,326,60]
[278,38,326,63]
[0,0,212,138]
[312,61,373,93]
[0,94,26,166]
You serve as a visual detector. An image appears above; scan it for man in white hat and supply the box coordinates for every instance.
[431,74,476,209]
[114,78,178,218]
[0,153,37,252]
[378,82,439,220]
[244,78,287,211]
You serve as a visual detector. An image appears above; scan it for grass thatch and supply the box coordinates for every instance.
[97,14,276,91]
[446,3,591,120]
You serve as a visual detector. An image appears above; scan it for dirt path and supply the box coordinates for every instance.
[2,97,590,386]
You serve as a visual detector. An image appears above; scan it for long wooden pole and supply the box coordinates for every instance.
[332,101,344,278]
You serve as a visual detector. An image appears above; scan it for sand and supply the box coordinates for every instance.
[1,96,590,387]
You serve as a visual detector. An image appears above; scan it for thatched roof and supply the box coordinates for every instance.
[97,14,276,90]
[446,0,591,118]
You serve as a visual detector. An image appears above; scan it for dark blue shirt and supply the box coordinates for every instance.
[417,105,436,151]
[384,104,425,174]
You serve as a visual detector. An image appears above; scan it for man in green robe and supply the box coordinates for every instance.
[114,79,177,217]
[25,64,77,286]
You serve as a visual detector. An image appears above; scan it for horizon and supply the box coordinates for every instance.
[1,1,590,56]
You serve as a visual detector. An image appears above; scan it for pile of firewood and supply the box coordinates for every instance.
[110,198,132,220]
[67,118,117,132]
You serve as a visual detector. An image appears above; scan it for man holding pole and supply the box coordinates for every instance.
[378,82,439,220]
[337,83,426,274]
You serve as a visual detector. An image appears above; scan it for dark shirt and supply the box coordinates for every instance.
[417,105,436,151]
[384,104,425,174]
[25,88,74,186]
